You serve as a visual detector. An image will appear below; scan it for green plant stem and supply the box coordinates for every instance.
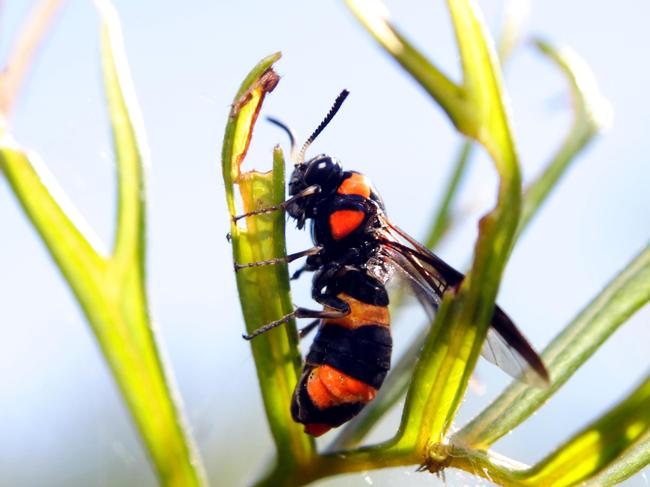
[454,243,650,449]
[333,0,533,449]
[221,53,316,482]
[378,0,520,456]
[344,0,466,129]
[586,429,650,485]
[0,3,206,484]
[446,445,530,485]
[340,0,521,458]
[518,371,650,486]
[334,34,612,454]
[257,439,416,487]
[424,0,529,251]
[264,440,532,487]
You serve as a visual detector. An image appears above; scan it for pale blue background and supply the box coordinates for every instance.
[0,1,648,485]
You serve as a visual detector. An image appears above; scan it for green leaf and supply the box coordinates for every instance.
[380,0,522,454]
[0,145,107,313]
[425,0,530,250]
[586,427,650,485]
[220,53,316,482]
[520,372,650,486]
[454,243,650,449]
[338,32,614,457]
[0,2,206,485]
[333,0,532,449]
[518,39,612,233]
[447,42,614,456]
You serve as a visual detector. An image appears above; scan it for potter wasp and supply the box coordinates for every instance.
[234,90,548,437]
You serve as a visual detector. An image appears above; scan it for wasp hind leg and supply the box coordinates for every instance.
[243,305,349,341]
[241,267,352,341]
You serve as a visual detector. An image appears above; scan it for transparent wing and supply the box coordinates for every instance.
[377,216,549,387]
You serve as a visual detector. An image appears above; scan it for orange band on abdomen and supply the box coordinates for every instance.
[306,365,377,410]
[326,293,390,329]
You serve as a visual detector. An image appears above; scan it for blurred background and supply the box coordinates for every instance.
[0,0,648,485]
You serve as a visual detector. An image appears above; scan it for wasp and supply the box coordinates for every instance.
[234,90,548,437]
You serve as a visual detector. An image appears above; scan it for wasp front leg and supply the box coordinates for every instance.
[231,184,320,222]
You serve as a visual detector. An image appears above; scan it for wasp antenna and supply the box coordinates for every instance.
[297,89,349,164]
[267,116,299,163]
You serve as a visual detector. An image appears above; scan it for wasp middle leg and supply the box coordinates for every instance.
[234,246,322,272]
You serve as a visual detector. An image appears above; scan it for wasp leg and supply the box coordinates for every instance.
[242,306,348,341]
[290,254,323,280]
[232,184,320,222]
[234,246,322,272]
[298,319,320,339]
[290,265,308,281]
[242,260,354,341]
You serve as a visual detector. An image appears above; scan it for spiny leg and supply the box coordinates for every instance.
[234,246,322,272]
[232,184,320,222]
[243,306,348,341]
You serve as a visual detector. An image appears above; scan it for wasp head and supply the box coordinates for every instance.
[286,155,343,228]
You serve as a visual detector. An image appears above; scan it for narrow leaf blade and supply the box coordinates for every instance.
[454,244,650,448]
[221,53,316,478]
[394,0,522,453]
[523,373,650,486]
[98,3,208,484]
[344,0,465,127]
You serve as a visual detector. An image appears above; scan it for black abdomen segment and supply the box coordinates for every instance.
[291,324,392,429]
[307,324,392,389]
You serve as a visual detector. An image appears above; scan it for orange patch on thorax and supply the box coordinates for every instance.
[306,365,377,410]
[329,209,365,240]
[326,293,390,329]
[337,173,372,198]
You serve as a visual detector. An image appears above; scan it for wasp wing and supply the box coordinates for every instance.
[378,218,549,387]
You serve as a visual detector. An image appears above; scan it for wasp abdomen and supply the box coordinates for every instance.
[307,323,392,388]
[292,292,392,436]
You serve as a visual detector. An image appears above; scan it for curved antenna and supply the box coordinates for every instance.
[297,89,349,164]
[266,116,298,163]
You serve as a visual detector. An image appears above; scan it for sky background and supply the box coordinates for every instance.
[0,1,649,485]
